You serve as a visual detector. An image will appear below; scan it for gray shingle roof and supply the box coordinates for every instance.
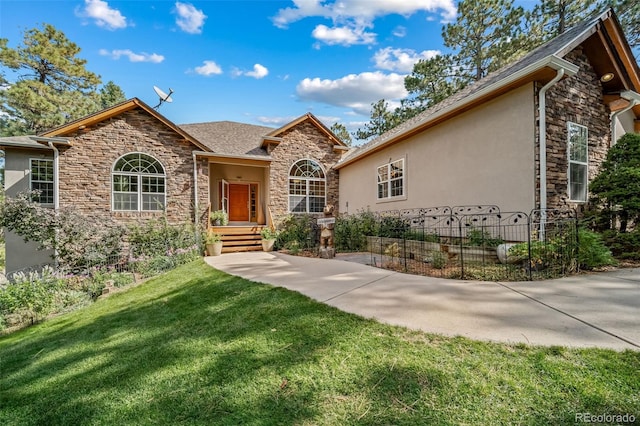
[179,121,274,156]
[0,135,50,150]
[339,9,611,165]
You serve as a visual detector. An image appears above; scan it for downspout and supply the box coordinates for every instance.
[47,142,60,267]
[610,91,640,145]
[47,142,59,210]
[192,152,199,244]
[538,68,565,240]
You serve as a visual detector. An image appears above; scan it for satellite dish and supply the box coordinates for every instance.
[153,86,174,109]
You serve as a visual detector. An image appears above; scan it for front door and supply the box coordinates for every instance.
[228,184,250,222]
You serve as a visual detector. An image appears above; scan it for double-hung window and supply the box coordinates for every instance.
[567,122,588,202]
[112,153,166,211]
[30,158,54,205]
[377,159,404,200]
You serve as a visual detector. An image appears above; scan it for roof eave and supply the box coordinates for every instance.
[193,150,272,162]
[335,55,579,169]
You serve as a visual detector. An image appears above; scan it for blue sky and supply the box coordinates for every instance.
[2,0,494,134]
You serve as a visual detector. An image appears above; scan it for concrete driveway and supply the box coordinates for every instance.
[205,252,640,351]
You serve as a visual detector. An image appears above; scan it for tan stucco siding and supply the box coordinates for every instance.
[4,149,55,273]
[339,84,536,215]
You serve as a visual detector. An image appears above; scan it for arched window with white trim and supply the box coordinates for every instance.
[289,159,326,213]
[112,153,166,211]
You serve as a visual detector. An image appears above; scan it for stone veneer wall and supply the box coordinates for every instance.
[535,46,610,213]
[267,121,342,220]
[57,109,209,226]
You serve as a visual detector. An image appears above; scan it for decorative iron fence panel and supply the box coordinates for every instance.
[337,206,578,281]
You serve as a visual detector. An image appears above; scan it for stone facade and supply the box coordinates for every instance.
[267,120,342,220]
[535,46,611,213]
[57,109,209,226]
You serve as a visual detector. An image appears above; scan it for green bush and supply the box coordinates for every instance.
[403,229,440,243]
[276,215,317,250]
[377,216,409,238]
[601,229,640,260]
[466,228,504,248]
[0,266,61,324]
[128,220,196,258]
[431,251,447,269]
[334,210,378,251]
[577,228,616,269]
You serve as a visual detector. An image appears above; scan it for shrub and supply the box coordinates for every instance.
[334,210,378,251]
[0,266,61,324]
[601,229,640,260]
[577,228,616,269]
[466,228,504,248]
[276,215,317,250]
[589,132,640,232]
[404,229,440,243]
[0,191,125,270]
[128,219,196,258]
[431,251,447,269]
[378,216,409,238]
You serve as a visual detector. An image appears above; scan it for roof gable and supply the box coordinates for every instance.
[40,98,211,152]
[262,113,347,148]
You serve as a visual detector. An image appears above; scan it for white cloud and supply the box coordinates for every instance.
[392,26,407,37]
[245,64,269,79]
[312,24,376,46]
[174,2,207,34]
[296,71,408,116]
[99,49,164,63]
[194,60,222,76]
[273,0,457,28]
[373,47,440,73]
[76,0,127,30]
[256,116,296,127]
[233,64,269,79]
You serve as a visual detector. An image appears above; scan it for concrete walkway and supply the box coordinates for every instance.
[205,252,640,351]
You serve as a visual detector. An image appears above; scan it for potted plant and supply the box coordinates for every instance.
[205,231,223,256]
[260,227,278,252]
[210,210,228,226]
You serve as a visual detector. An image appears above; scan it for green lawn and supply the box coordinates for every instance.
[1,260,638,425]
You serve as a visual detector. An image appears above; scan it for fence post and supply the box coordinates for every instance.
[458,217,465,279]
[574,212,580,273]
[527,214,532,281]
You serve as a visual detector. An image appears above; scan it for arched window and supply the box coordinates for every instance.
[289,159,326,213]
[112,153,166,211]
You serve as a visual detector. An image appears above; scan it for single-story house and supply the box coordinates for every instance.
[0,105,347,273]
[1,8,639,274]
[336,8,640,216]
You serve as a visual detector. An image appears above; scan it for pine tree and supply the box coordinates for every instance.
[0,24,123,135]
[99,81,127,109]
[330,122,352,146]
[442,0,525,82]
[404,54,467,110]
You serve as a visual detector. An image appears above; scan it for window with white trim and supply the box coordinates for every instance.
[377,159,404,200]
[112,153,166,211]
[30,158,54,205]
[567,122,588,202]
[288,159,326,213]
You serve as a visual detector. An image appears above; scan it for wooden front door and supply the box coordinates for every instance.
[228,184,250,221]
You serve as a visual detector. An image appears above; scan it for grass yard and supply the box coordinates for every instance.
[1,260,638,425]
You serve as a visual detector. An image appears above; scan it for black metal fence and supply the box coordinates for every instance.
[336,205,579,281]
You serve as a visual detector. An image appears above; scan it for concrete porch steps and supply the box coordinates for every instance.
[211,225,265,253]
